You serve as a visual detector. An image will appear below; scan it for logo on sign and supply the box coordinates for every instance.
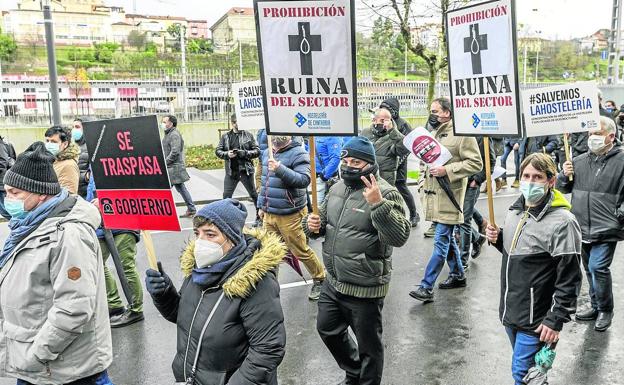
[472,113,481,128]
[295,112,307,127]
[101,198,114,215]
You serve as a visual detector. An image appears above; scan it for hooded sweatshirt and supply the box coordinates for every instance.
[53,142,80,195]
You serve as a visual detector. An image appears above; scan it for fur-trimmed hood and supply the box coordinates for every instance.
[56,142,80,162]
[180,227,286,298]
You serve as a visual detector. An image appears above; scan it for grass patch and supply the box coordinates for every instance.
[185,144,224,170]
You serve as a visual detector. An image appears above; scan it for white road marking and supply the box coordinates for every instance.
[280,280,311,289]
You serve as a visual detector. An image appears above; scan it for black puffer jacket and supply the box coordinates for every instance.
[468,137,496,186]
[380,97,412,183]
[556,142,624,242]
[151,229,286,385]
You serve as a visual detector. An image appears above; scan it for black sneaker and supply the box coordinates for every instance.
[575,307,598,321]
[179,210,196,218]
[439,276,467,289]
[410,216,420,228]
[337,376,359,385]
[110,310,144,328]
[595,312,613,332]
[409,287,434,303]
[108,307,125,318]
[471,235,486,259]
[308,279,323,301]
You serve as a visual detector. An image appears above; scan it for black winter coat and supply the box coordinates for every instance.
[215,130,260,177]
[556,143,624,242]
[151,229,286,385]
[468,137,496,186]
[76,138,90,198]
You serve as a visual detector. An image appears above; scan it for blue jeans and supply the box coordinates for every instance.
[505,327,544,385]
[173,183,196,212]
[0,191,10,220]
[420,223,464,289]
[500,143,520,180]
[17,370,113,384]
[582,242,617,312]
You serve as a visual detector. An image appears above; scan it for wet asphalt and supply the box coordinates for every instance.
[1,188,623,385]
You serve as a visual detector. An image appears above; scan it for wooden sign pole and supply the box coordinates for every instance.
[483,137,496,228]
[141,230,159,270]
[563,133,574,181]
[309,135,319,215]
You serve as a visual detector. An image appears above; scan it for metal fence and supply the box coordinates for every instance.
[1,68,620,128]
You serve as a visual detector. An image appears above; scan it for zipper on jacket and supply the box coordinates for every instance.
[330,189,353,272]
[529,287,535,324]
[183,289,207,380]
[502,210,530,324]
[45,362,51,377]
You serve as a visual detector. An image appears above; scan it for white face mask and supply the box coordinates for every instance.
[194,238,227,268]
[588,134,608,154]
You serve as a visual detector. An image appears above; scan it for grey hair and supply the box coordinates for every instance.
[432,97,452,113]
[599,115,616,134]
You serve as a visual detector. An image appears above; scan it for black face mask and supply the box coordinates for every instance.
[428,114,441,129]
[372,123,387,137]
[340,163,379,189]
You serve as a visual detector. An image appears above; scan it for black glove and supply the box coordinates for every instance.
[318,172,326,182]
[145,262,171,296]
[237,149,246,158]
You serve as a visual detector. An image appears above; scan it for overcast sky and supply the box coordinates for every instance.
[0,0,614,40]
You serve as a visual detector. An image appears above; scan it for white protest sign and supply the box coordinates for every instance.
[233,81,265,131]
[522,81,600,137]
[446,0,522,137]
[254,0,358,136]
[403,127,453,167]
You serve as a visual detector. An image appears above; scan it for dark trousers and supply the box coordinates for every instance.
[223,171,258,209]
[500,143,520,180]
[395,180,419,221]
[317,281,384,385]
[0,190,10,220]
[173,183,196,212]
[582,242,617,312]
[459,186,480,265]
[17,370,112,385]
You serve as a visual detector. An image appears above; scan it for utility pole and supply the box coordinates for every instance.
[180,24,188,121]
[608,0,623,84]
[43,4,62,126]
[239,40,243,82]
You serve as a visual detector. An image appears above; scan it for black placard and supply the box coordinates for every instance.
[83,116,171,190]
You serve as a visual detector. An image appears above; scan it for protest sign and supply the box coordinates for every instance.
[403,127,453,167]
[83,116,181,233]
[522,81,600,137]
[233,80,265,131]
[254,0,358,136]
[446,0,522,137]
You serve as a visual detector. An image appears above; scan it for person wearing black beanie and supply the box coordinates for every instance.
[302,136,411,385]
[0,141,114,384]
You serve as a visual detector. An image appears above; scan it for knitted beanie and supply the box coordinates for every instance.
[196,199,247,244]
[3,141,61,195]
[341,136,377,165]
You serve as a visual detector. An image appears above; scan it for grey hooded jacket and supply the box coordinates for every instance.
[0,197,112,384]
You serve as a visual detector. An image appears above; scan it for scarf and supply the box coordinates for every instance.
[191,236,248,288]
[0,189,69,269]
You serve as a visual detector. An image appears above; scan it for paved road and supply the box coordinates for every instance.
[0,186,623,385]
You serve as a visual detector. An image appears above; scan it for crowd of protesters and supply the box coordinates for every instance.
[0,91,623,385]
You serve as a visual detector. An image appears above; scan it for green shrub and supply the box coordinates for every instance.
[185,145,224,170]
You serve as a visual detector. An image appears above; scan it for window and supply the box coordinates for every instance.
[23,87,35,93]
[98,88,111,93]
[24,94,36,109]
[1,88,8,94]
[188,87,199,93]
[146,88,156,93]
[166,87,177,93]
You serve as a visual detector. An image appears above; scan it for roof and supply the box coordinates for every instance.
[210,7,254,31]
[112,21,133,26]
[126,13,187,22]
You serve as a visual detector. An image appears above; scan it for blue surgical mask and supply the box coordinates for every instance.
[161,123,168,130]
[72,129,83,141]
[4,195,30,219]
[45,142,60,156]
[519,181,547,206]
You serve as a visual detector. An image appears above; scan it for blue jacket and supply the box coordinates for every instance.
[303,136,343,180]
[86,172,140,242]
[257,140,310,215]
[257,129,268,153]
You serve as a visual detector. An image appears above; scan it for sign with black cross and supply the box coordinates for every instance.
[445,0,522,138]
[254,0,358,136]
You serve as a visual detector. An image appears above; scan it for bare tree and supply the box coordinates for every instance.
[362,0,470,106]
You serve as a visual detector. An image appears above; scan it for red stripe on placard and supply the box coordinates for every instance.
[96,189,181,232]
